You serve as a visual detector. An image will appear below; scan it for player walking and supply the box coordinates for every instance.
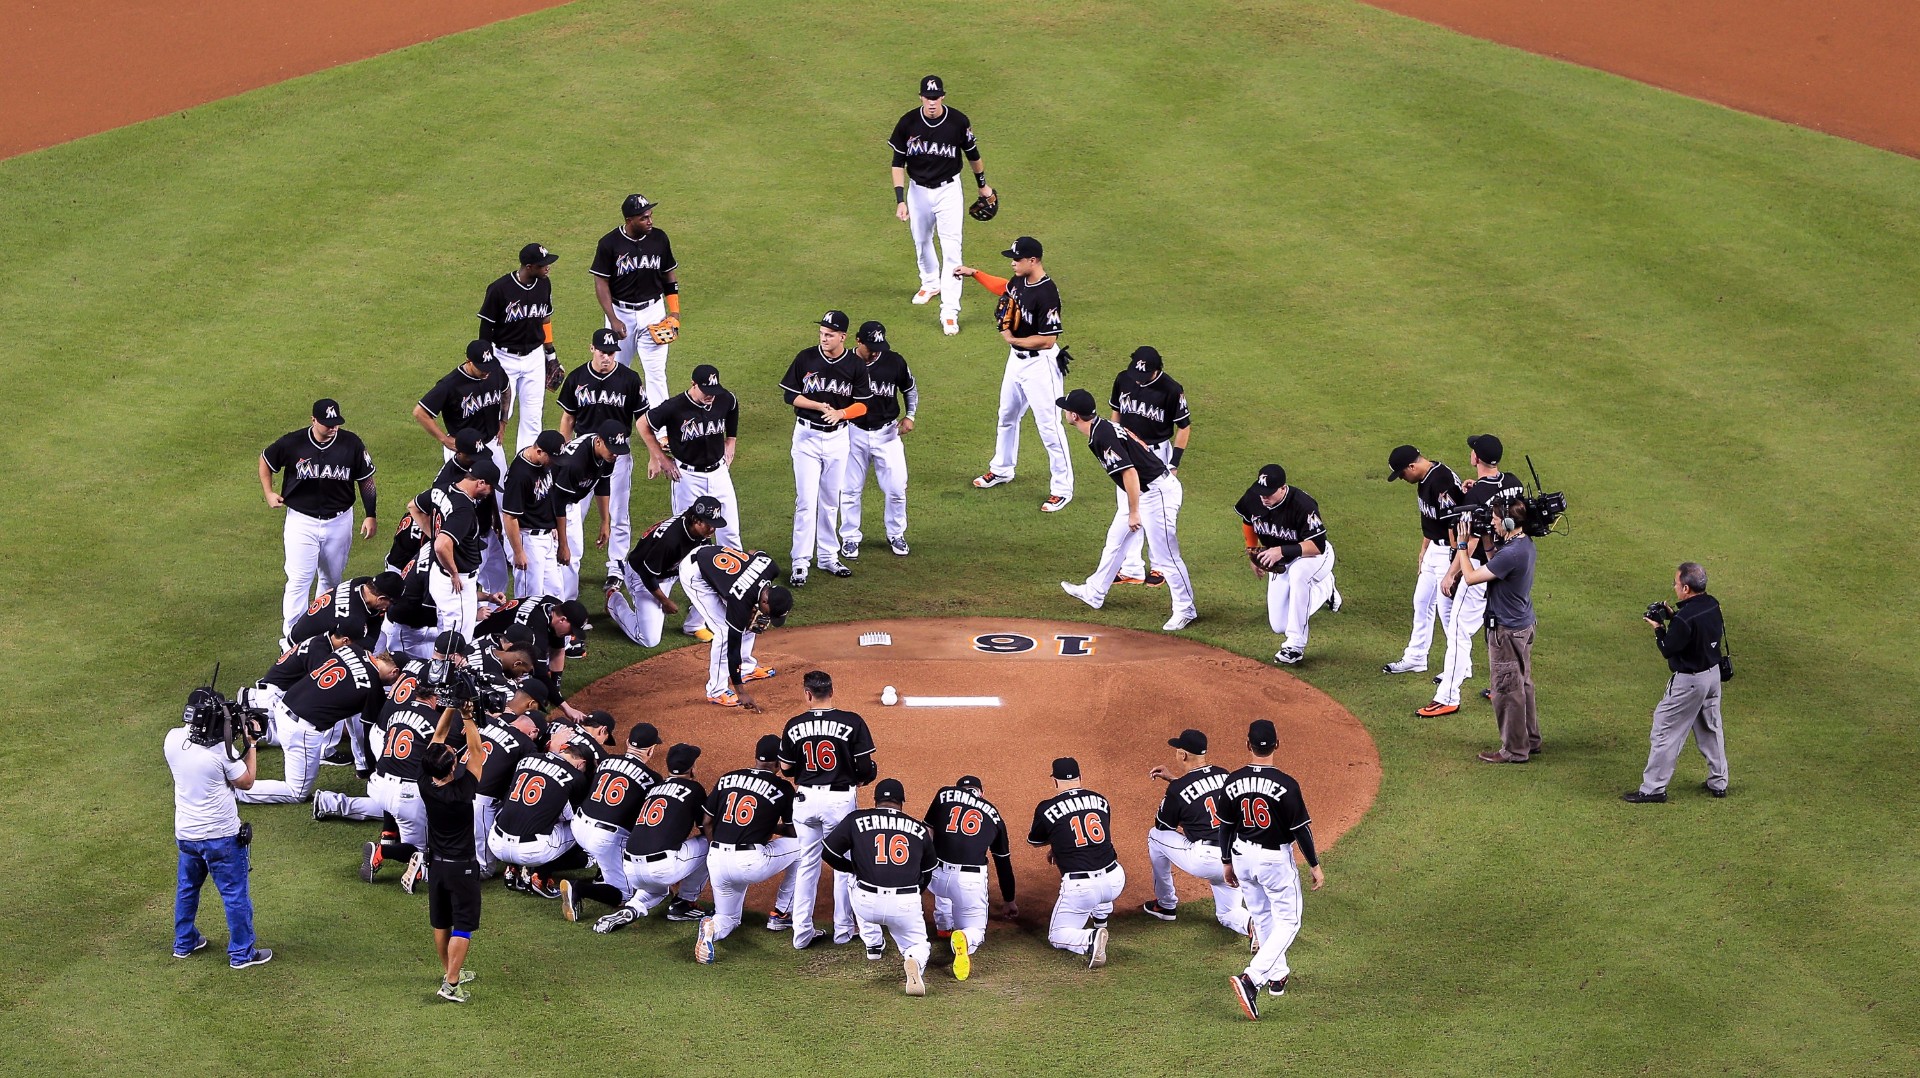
[260,399,378,636]
[1109,347,1191,587]
[606,497,724,647]
[777,671,878,949]
[640,364,742,556]
[500,431,564,600]
[823,778,938,996]
[591,194,680,406]
[559,329,647,589]
[680,546,791,710]
[957,238,1074,511]
[1056,389,1198,631]
[594,743,711,932]
[478,243,559,454]
[549,423,630,601]
[781,311,871,585]
[1140,729,1252,939]
[838,321,918,559]
[922,775,1017,980]
[888,75,991,336]
[1237,464,1341,665]
[695,735,802,963]
[559,723,661,923]
[1027,757,1121,968]
[1421,435,1524,717]
[1222,719,1326,1019]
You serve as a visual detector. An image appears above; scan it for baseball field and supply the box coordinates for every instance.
[4,0,1918,1073]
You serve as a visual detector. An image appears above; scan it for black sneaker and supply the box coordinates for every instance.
[1229,973,1259,1020]
[1268,975,1289,996]
[1701,782,1728,798]
[1140,901,1177,921]
[1621,790,1668,804]
[666,900,707,922]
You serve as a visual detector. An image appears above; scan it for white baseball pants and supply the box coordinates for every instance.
[840,422,909,548]
[681,560,758,697]
[706,838,801,941]
[789,786,859,948]
[929,863,991,952]
[602,453,633,581]
[607,571,671,647]
[1118,440,1178,579]
[988,348,1074,498]
[380,622,438,661]
[610,299,671,410]
[493,344,547,456]
[324,774,427,847]
[1398,542,1456,669]
[1146,830,1250,935]
[429,564,477,639]
[907,179,964,317]
[1434,578,1489,706]
[622,837,711,913]
[440,440,512,596]
[1048,863,1126,954]
[512,529,564,601]
[670,462,742,553]
[281,509,352,633]
[1075,480,1197,621]
[575,819,633,900]
[790,424,849,568]
[236,704,325,804]
[1233,841,1305,985]
[1268,547,1338,653]
[488,821,577,868]
[851,886,933,972]
[473,794,500,874]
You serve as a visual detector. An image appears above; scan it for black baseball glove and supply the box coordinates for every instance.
[969,191,999,221]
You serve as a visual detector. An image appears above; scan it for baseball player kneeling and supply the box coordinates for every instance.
[923,776,1017,980]
[824,779,937,996]
[594,743,711,933]
[1027,757,1122,969]
[486,743,595,898]
[606,497,723,648]
[694,736,802,963]
[558,722,661,923]
[1140,728,1252,939]
[238,639,398,804]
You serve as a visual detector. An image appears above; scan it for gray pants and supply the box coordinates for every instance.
[1639,668,1729,794]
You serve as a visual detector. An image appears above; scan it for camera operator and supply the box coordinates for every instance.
[1623,562,1730,802]
[1448,494,1541,763]
[420,701,485,1003]
[167,692,272,969]
[1421,435,1523,718]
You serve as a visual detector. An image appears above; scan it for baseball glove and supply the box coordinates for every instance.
[994,292,1019,334]
[646,316,680,346]
[969,191,999,221]
[544,352,565,391]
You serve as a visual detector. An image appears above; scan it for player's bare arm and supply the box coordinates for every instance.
[638,424,679,481]
[891,164,910,221]
[593,275,624,340]
[1122,470,1143,532]
[594,494,610,547]
[434,532,463,593]
[257,456,284,508]
[722,436,737,468]
[1170,425,1191,472]
[504,515,529,571]
[411,403,456,450]
[556,514,572,567]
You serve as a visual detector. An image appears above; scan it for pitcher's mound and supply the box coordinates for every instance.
[571,617,1379,922]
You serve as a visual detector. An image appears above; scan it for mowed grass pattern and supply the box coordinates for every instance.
[1,0,1917,1073]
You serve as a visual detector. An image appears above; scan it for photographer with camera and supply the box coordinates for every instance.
[420,700,486,1003]
[1419,436,1523,718]
[1623,562,1730,802]
[1448,493,1541,763]
[167,690,272,969]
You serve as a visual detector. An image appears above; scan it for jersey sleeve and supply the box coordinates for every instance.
[348,435,375,481]
[658,233,677,273]
[1026,804,1050,846]
[821,815,857,872]
[1172,387,1192,429]
[776,724,800,767]
[850,715,876,758]
[556,370,583,414]
[588,233,616,279]
[1153,784,1182,831]
[723,396,740,437]
[500,467,528,517]
[261,433,293,472]
[645,399,673,433]
[1096,429,1135,478]
[418,372,454,416]
[778,355,807,401]
[477,281,502,324]
[886,113,912,156]
[1301,503,1328,545]
[1108,372,1128,413]
[1234,490,1261,526]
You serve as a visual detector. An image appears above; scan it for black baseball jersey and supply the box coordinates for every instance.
[589,225,677,304]
[689,546,783,688]
[425,486,485,573]
[1236,486,1328,549]
[432,460,499,538]
[624,775,709,857]
[1108,371,1190,445]
[579,753,659,830]
[550,435,614,504]
[285,577,383,648]
[1027,787,1119,874]
[887,104,979,188]
[261,635,331,691]
[477,272,552,355]
[1217,764,1316,865]
[1415,461,1463,544]
[1153,765,1232,842]
[494,752,592,838]
[500,452,559,531]
[565,727,610,764]
[474,596,564,666]
[778,708,877,787]
[559,362,645,437]
[1085,417,1168,491]
[1004,275,1064,339]
[385,510,428,574]
[280,641,383,730]
[625,512,715,589]
[418,365,509,443]
[261,428,374,517]
[703,767,795,846]
[823,807,936,890]
[474,718,539,800]
[379,656,431,723]
[647,389,738,470]
[780,346,872,426]
[854,350,917,431]
[373,699,438,783]
[924,786,1014,876]
[1457,470,1525,562]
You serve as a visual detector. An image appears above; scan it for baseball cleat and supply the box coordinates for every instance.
[839,540,860,560]
[818,560,853,578]
[889,536,910,556]
[1434,673,1445,683]
[1702,782,1729,798]
[1230,973,1261,1020]
[1162,612,1195,632]
[741,666,778,682]
[951,931,971,981]
[1621,790,1668,804]
[400,851,426,893]
[230,948,274,971]
[1382,659,1427,675]
[1268,975,1289,996]
[1416,701,1459,717]
[905,957,927,995]
[173,937,209,959]
[1087,925,1109,970]
[681,625,714,641]
[527,873,562,899]
[866,943,886,961]
[1060,582,1102,609]
[1326,588,1343,612]
[941,316,959,336]
[766,909,793,931]
[972,472,1012,489]
[912,287,936,305]
[1140,901,1177,922]
[559,879,579,922]
[595,908,639,934]
[708,691,741,708]
[789,566,808,587]
[566,639,587,659]
[1040,494,1071,512]
[694,917,717,964]
[666,899,707,922]
[1481,687,1493,700]
[359,841,382,883]
[1275,648,1305,665]
[311,793,329,821]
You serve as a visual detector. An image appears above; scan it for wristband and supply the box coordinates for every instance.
[543,322,554,345]
[1279,543,1303,560]
[1169,446,1184,468]
[665,294,680,316]
[975,171,987,188]
[894,186,905,204]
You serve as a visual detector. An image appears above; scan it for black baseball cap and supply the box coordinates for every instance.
[592,327,620,354]
[1051,756,1081,780]
[1130,346,1163,374]
[875,778,906,803]
[621,193,657,218]
[1256,463,1287,491]
[918,74,946,99]
[466,455,501,487]
[817,310,850,332]
[857,321,888,348]
[369,571,404,600]
[765,584,794,626]
[596,420,632,455]
[688,495,727,527]
[519,242,559,267]
[1387,444,1421,481]
[535,430,565,455]
[501,624,537,650]
[466,339,494,367]
[1248,719,1278,752]
[312,398,344,426]
[581,710,615,732]
[956,775,983,790]
[1002,236,1042,260]
[516,677,552,706]
[1168,729,1208,754]
[691,363,722,389]
[1055,388,1098,417]
[454,428,485,456]
[433,630,467,655]
[1468,433,1503,465]
[556,599,590,628]
[755,734,782,762]
[626,721,660,747]
[667,743,701,773]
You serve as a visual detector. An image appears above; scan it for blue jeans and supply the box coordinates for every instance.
[175,835,255,962]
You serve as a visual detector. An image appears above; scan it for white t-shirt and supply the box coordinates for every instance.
[165,727,247,841]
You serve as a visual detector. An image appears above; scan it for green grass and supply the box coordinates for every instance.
[3,0,1918,1072]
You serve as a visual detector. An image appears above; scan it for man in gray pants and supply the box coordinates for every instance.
[1624,562,1729,802]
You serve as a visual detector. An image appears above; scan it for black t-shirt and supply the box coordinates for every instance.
[625,513,714,588]
[777,708,877,787]
[823,807,936,890]
[579,754,658,829]
[281,642,383,730]
[589,225,677,305]
[854,350,916,431]
[624,776,708,857]
[558,362,645,437]
[375,700,439,783]
[1153,765,1232,842]
[422,770,480,861]
[1415,462,1463,544]
[1004,275,1064,341]
[285,578,382,649]
[887,104,980,187]
[924,786,1012,868]
[418,365,509,443]
[780,346,872,426]
[1236,486,1328,550]
[261,428,375,517]
[647,390,738,470]
[1027,787,1119,874]
[426,487,484,572]
[500,453,559,531]
[1218,764,1313,859]
[1108,370,1190,445]
[494,753,591,839]
[1086,418,1168,491]
[477,271,553,354]
[702,767,795,846]
[550,436,614,504]
[474,718,538,800]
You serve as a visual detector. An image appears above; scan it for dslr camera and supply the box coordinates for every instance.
[1645,601,1674,624]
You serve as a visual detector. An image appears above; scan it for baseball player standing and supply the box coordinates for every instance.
[1056,389,1198,631]
[888,75,991,336]
[694,735,802,963]
[823,778,937,996]
[640,364,742,556]
[499,430,565,600]
[559,329,647,589]
[957,238,1074,511]
[1109,347,1191,587]
[777,670,878,949]
[1222,719,1325,1019]
[680,546,791,711]
[426,461,498,638]
[1026,757,1121,968]
[549,423,630,602]
[1140,729,1252,939]
[413,340,510,476]
[259,399,378,635]
[1383,445,1463,676]
[838,321,918,559]
[606,497,724,648]
[478,243,559,455]
[1421,435,1523,717]
[781,311,871,585]
[591,194,680,407]
[1236,464,1341,665]
[594,743,712,932]
[922,775,1017,980]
